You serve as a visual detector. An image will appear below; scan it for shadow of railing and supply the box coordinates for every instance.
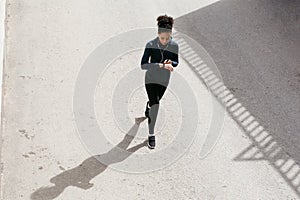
[173,31,300,197]
[30,117,147,200]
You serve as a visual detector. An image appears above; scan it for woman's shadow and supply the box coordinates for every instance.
[30,117,148,200]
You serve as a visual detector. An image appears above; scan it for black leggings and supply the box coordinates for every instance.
[145,83,167,107]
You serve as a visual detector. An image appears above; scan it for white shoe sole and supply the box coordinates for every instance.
[147,142,155,149]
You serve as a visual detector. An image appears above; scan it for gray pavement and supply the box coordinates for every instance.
[1,0,299,199]
[176,0,300,197]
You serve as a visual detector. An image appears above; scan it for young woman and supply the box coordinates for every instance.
[140,14,179,149]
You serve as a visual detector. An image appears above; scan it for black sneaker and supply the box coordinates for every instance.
[147,135,155,149]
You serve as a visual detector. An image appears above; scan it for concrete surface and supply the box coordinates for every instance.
[0,0,299,199]
[0,0,7,197]
[0,0,6,120]
[175,0,300,197]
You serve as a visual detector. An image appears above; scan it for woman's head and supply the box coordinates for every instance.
[157,14,174,45]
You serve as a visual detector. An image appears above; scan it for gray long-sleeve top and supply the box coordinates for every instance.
[140,36,179,87]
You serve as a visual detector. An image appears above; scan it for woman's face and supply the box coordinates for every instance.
[158,32,171,45]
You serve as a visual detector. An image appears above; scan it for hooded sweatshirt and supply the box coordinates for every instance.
[140,36,179,87]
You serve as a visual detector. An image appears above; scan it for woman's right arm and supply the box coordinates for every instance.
[141,42,161,70]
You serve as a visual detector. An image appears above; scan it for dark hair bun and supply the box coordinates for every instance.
[156,14,174,29]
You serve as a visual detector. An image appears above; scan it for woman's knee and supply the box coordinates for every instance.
[149,99,160,107]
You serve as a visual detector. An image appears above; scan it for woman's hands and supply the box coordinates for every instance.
[159,59,174,72]
[164,59,172,64]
